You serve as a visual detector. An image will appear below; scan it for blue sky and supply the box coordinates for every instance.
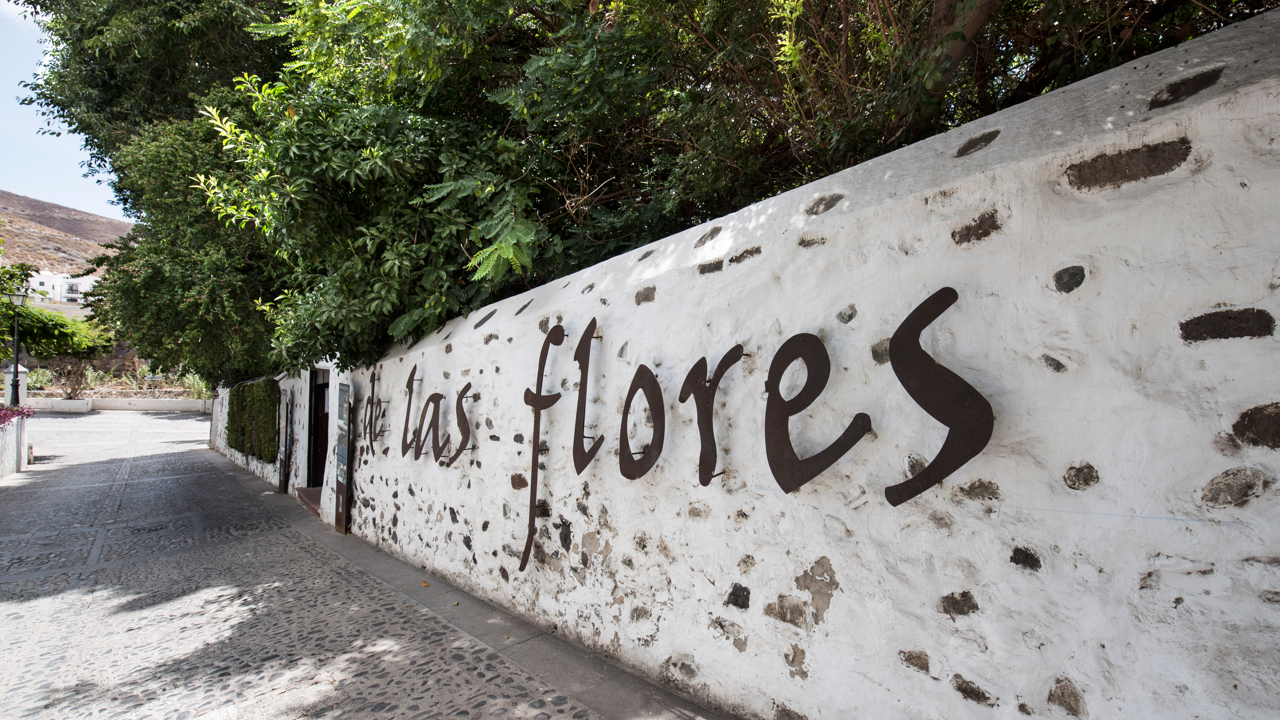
[1,1,127,221]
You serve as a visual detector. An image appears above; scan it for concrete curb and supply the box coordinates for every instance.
[27,398,213,413]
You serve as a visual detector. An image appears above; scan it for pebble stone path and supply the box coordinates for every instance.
[0,412,623,720]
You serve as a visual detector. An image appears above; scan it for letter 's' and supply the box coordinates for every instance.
[885,287,994,506]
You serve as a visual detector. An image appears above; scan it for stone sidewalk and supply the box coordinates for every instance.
[0,411,730,720]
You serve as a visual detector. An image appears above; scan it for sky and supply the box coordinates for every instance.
[0,1,127,221]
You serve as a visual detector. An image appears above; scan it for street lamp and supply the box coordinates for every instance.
[4,289,28,406]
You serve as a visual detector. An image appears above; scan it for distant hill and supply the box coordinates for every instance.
[0,189,130,275]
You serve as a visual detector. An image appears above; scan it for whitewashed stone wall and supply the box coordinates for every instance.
[302,12,1278,720]
[211,368,350,524]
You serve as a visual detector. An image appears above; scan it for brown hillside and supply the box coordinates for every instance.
[0,189,130,275]
[0,189,132,244]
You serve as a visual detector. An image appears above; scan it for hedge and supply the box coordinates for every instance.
[226,378,279,462]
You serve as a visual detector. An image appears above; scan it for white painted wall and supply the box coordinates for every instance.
[211,365,350,528]
[228,12,1280,720]
[0,417,27,477]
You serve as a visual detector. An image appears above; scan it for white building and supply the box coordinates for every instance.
[30,271,98,304]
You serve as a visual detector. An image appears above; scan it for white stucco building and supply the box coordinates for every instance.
[30,271,98,304]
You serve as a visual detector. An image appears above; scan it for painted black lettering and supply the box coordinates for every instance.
[573,318,604,474]
[679,344,744,486]
[764,333,872,493]
[885,287,994,506]
[619,365,665,480]
[519,325,565,571]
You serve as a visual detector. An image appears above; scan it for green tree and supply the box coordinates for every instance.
[206,0,1276,374]
[14,307,116,400]
[89,87,282,386]
[17,0,291,385]
[19,0,290,175]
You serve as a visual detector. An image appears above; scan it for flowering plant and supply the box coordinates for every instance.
[0,405,35,427]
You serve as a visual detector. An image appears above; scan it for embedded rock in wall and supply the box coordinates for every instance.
[334,12,1280,720]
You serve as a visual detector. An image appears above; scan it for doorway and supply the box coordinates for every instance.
[306,368,330,489]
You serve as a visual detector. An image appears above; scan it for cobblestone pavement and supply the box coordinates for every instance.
[0,412,613,720]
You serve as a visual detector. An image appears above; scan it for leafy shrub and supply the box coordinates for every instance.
[225,378,279,462]
[181,372,213,400]
[26,368,53,389]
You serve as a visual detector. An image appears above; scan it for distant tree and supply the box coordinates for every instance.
[88,87,282,387]
[15,307,115,399]
[16,0,290,385]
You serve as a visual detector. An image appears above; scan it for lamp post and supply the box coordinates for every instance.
[4,288,28,406]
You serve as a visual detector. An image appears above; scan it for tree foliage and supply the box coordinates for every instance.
[21,0,1278,378]
[17,0,290,386]
[87,86,283,386]
[20,0,289,173]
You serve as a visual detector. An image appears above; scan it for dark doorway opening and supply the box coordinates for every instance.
[306,368,330,489]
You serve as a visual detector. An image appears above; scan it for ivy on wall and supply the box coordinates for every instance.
[226,378,279,462]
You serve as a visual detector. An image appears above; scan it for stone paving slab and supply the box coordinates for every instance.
[0,411,733,720]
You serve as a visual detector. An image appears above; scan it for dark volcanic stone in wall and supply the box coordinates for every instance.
[871,338,891,365]
[955,479,1001,501]
[1233,403,1280,449]
[1180,308,1275,342]
[764,595,809,629]
[473,309,497,329]
[1064,463,1100,490]
[1149,67,1224,110]
[1011,546,1042,571]
[805,194,844,215]
[1042,354,1067,373]
[951,675,994,705]
[699,260,724,275]
[1066,138,1192,191]
[1054,265,1086,293]
[952,209,1001,245]
[1202,467,1270,507]
[635,286,656,305]
[730,246,762,264]
[939,590,978,619]
[694,226,721,248]
[1047,677,1085,717]
[956,129,1001,158]
[899,650,930,673]
[725,583,751,609]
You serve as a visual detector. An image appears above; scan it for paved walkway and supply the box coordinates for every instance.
[0,411,727,720]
